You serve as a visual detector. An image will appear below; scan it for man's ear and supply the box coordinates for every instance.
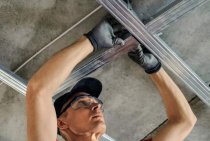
[57,118,69,130]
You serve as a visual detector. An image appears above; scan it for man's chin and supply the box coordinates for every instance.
[92,122,106,134]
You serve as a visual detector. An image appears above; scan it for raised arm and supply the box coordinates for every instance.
[150,68,197,141]
[26,20,124,141]
[128,45,197,141]
[26,36,93,141]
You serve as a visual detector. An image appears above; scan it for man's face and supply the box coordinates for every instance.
[59,92,106,135]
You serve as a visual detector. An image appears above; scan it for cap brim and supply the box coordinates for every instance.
[54,77,102,118]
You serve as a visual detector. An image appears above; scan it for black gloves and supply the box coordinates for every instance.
[85,20,125,52]
[128,44,161,74]
[85,0,138,52]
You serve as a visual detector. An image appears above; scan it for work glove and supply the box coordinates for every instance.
[85,0,139,52]
[85,20,125,52]
[128,44,161,74]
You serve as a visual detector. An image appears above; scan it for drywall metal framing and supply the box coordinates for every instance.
[55,0,210,98]
[0,0,209,102]
[97,0,210,105]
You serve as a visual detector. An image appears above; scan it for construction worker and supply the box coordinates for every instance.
[26,16,197,141]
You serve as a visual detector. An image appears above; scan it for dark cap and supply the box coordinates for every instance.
[54,77,102,118]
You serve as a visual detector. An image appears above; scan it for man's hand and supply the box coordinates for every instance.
[85,20,125,51]
[128,44,161,74]
[85,0,140,52]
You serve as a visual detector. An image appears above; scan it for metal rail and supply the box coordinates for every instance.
[147,0,208,34]
[97,0,210,105]
[0,65,27,95]
[55,0,209,98]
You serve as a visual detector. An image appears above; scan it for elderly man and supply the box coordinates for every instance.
[26,14,196,141]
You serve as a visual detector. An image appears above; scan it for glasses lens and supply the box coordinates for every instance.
[71,96,103,110]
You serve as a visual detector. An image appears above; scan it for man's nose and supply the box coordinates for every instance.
[91,103,103,111]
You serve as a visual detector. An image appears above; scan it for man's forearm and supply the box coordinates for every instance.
[150,68,196,123]
[27,36,93,97]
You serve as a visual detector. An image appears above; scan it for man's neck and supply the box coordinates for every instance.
[63,130,101,141]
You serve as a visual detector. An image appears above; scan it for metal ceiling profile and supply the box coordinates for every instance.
[0,65,27,95]
[53,0,210,98]
[97,0,210,106]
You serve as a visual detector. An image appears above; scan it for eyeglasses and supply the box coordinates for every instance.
[60,95,103,116]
